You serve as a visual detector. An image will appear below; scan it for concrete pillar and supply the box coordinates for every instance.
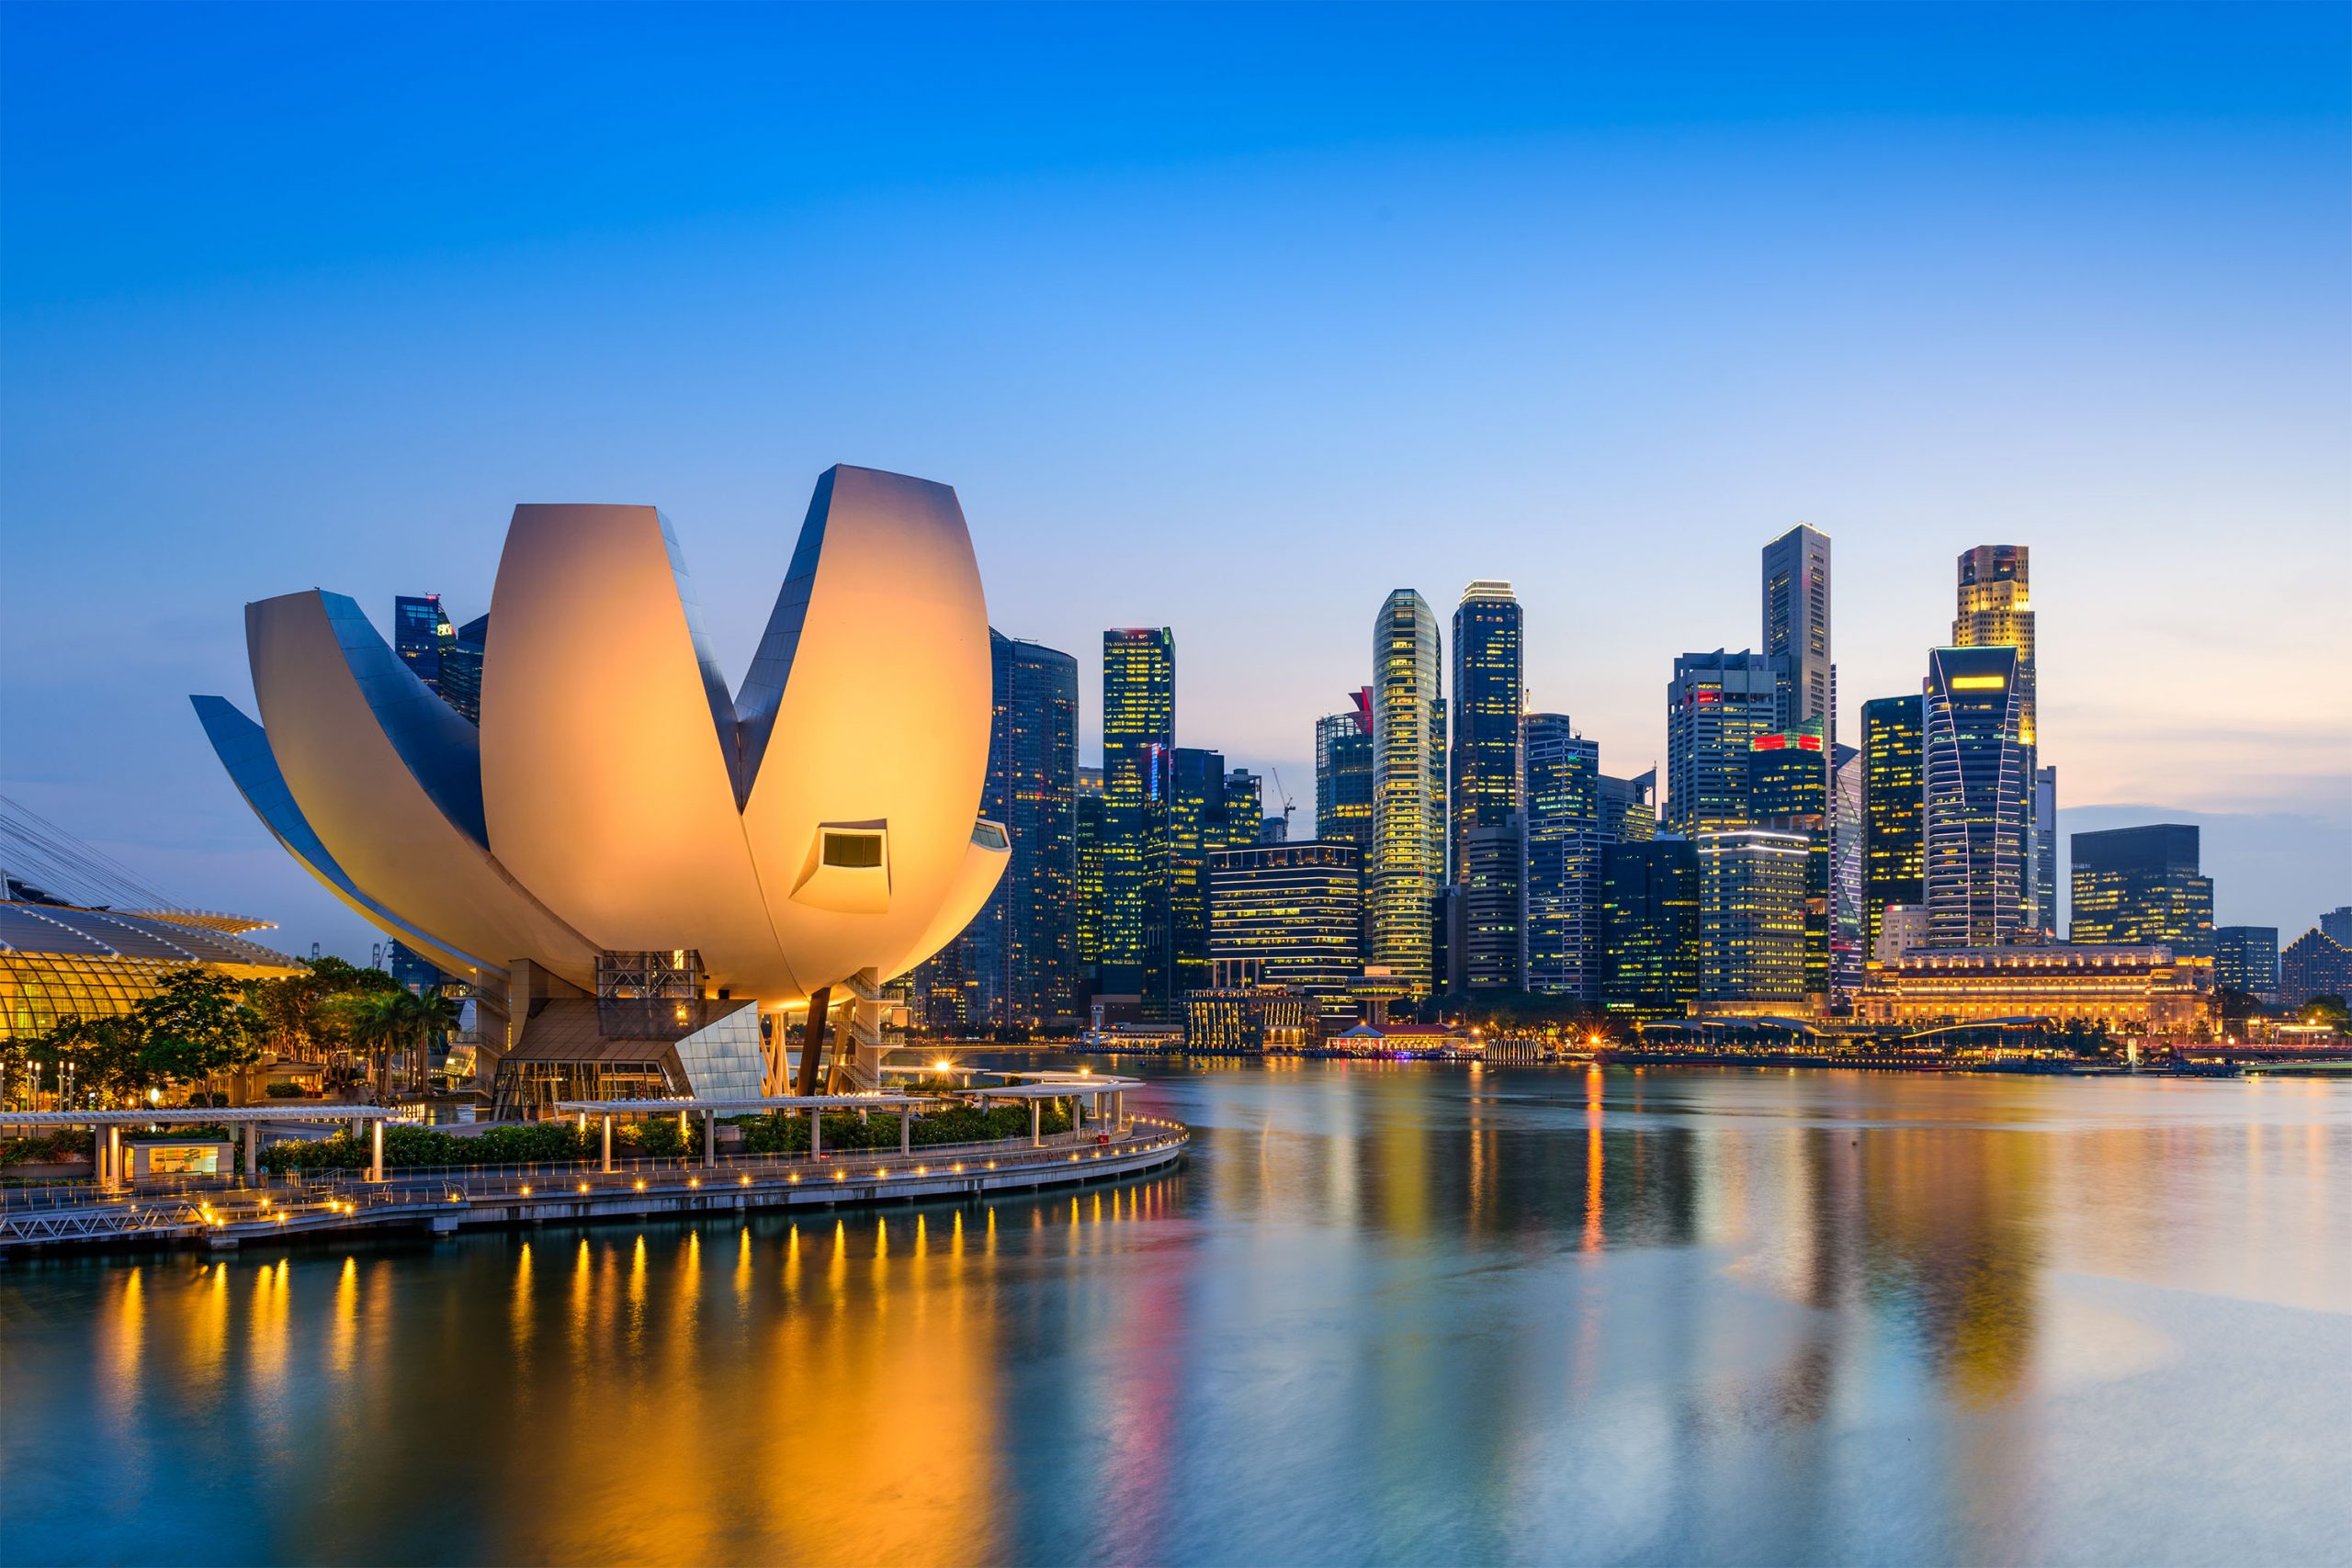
[1030,1099,1041,1146]
[243,1122,258,1184]
[369,1121,384,1183]
[899,1106,910,1155]
[808,1108,821,1158]
[702,1110,715,1169]
[601,1114,613,1173]
[106,1125,122,1188]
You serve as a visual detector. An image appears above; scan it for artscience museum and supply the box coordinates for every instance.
[195,466,1010,1109]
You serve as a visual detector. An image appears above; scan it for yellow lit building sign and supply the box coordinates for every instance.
[1949,675,2007,690]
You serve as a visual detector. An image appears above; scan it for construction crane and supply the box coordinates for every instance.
[1269,769,1298,839]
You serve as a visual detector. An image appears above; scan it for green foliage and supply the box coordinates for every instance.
[264,1079,308,1099]
[125,1122,231,1144]
[0,1129,95,1168]
[735,1100,1072,1155]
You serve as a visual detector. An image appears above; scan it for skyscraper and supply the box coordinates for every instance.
[1102,628,1175,1007]
[1666,651,1781,831]
[435,613,490,724]
[1524,714,1603,999]
[1861,694,1925,962]
[1831,747,1865,999]
[1371,591,1444,997]
[1951,546,2047,930]
[1208,842,1363,1014]
[1760,525,1833,741]
[1450,582,1524,989]
[1170,747,1230,995]
[393,593,453,694]
[2069,824,2213,958]
[1315,705,1374,855]
[2320,907,2352,946]
[2214,926,2279,1006]
[1073,766,1105,996]
[1599,839,1701,1020]
[2034,765,2058,936]
[1924,645,2030,947]
[952,631,1080,1028]
[1695,828,1811,1012]
[1747,724,1830,1006]
[1225,767,1268,845]
[1599,770,1657,844]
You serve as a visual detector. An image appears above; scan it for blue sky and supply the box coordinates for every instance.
[3,2,2346,954]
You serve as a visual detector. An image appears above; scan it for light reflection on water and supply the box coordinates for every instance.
[3,1063,2348,1566]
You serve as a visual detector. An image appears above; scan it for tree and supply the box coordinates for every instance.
[341,987,462,1100]
[132,968,263,1097]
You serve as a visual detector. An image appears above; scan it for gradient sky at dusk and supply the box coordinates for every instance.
[3,3,2346,958]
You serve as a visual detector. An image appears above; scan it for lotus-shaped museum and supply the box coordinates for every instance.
[195,465,1007,1099]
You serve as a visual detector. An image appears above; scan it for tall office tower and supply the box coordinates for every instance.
[1208,842,1363,1016]
[1315,707,1375,853]
[1599,770,1657,843]
[1073,767,1105,995]
[1102,628,1176,1006]
[1224,767,1266,846]
[1599,839,1701,1019]
[1923,646,2030,947]
[1695,828,1811,1012]
[2280,929,2352,1006]
[1760,525,1834,741]
[1951,546,2043,924]
[1449,582,1524,876]
[1524,715,1603,999]
[1456,823,1526,991]
[1370,590,1445,997]
[393,593,453,693]
[2034,766,2059,934]
[435,613,490,724]
[2214,926,2280,1006]
[1666,651,1782,831]
[1169,747,1230,995]
[1831,747,1865,999]
[2321,907,2352,946]
[1860,694,1926,962]
[1747,724,1831,1006]
[2069,824,2214,958]
[949,632,1080,1028]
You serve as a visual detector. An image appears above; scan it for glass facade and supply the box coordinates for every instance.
[1951,547,2045,929]
[1170,747,1229,996]
[1924,647,2029,948]
[1449,582,1523,989]
[436,613,489,724]
[393,593,454,693]
[1760,525,1833,741]
[1,903,306,1041]
[1524,715,1602,1000]
[1102,629,1175,1007]
[1073,768,1104,993]
[1370,591,1444,998]
[2214,925,2279,1006]
[1746,725,1830,1005]
[1695,828,1811,1011]
[1207,842,1362,1015]
[1599,840,1700,1020]
[1666,650,1781,832]
[1862,694,1926,961]
[1316,712,1374,855]
[2069,824,2212,959]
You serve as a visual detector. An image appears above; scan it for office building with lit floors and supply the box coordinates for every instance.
[1695,828,1811,1015]
[1923,646,2030,947]
[1598,839,1701,1020]
[2280,929,2352,1008]
[1454,820,1526,992]
[1206,841,1362,1020]
[1315,700,1375,856]
[1666,650,1782,831]
[1102,627,1176,1010]
[1861,694,1925,960]
[1858,943,2211,1033]
[1449,582,1524,989]
[1524,714,1604,1000]
[1370,590,1445,997]
[2214,926,2279,1006]
[1747,724,1831,1007]
[2069,824,2213,959]
[1760,523,1835,741]
[1950,545,2048,930]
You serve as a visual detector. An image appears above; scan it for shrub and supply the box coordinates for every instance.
[264,1080,308,1099]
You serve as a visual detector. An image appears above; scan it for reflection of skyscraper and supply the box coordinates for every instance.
[1371,591,1444,997]
[394,593,453,694]
[1599,839,1700,1019]
[2069,824,2212,958]
[1667,650,1780,831]
[1924,646,2030,948]
[1315,701,1374,854]
[1861,694,1925,962]
[1102,628,1175,1006]
[1951,547,2046,929]
[1525,714,1603,999]
[1760,525,1833,742]
[2214,926,2279,1005]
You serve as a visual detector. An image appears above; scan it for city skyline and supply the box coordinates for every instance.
[3,4,2346,954]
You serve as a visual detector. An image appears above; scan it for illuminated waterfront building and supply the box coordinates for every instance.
[1315,698,1375,856]
[1,902,306,1041]
[1170,747,1230,996]
[393,592,454,694]
[1207,841,1362,1016]
[1182,987,1317,1052]
[1951,546,2048,929]
[1102,628,1176,1008]
[1831,747,1865,999]
[2214,926,2279,1006]
[1857,943,2211,1033]
[1666,650,1781,832]
[1449,583,1524,989]
[1760,524,1834,741]
[1875,903,1928,964]
[2280,929,2352,1007]
[1524,714,1603,999]
[1370,590,1444,998]
[1073,766,1104,994]
[1599,839,1700,1020]
[2069,824,2211,959]
[1695,827,1811,1014]
[1923,646,2029,948]
[1747,725,1830,1005]
[1862,694,1926,960]
[1455,822,1525,992]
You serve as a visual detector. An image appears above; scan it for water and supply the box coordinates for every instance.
[5,1062,2348,1566]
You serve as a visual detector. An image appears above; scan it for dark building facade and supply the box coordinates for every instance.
[1170,747,1231,997]
[1924,645,2029,947]
[2214,925,2279,1006]
[1315,702,1375,855]
[1862,694,1925,962]
[1599,839,1701,1020]
[1102,628,1176,1009]
[1666,650,1781,832]
[436,613,490,724]
[1524,714,1603,1000]
[394,593,453,694]
[2069,824,2213,959]
[2281,930,2352,1007]
[1449,583,1523,989]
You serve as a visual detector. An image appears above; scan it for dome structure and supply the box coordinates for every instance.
[194,465,1009,1014]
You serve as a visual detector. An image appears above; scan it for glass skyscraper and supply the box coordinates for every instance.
[1073,766,1105,995]
[1666,650,1781,832]
[1170,747,1230,995]
[1207,842,1363,1014]
[1861,694,1925,963]
[2214,925,2279,1005]
[1524,714,1602,1000]
[1924,645,2030,947]
[1450,583,1524,990]
[1599,770,1657,844]
[1102,628,1175,1007]
[1831,747,1865,999]
[436,613,489,724]
[1760,525,1834,742]
[1746,724,1830,1005]
[394,593,454,694]
[1371,590,1444,998]
[1951,546,2047,931]
[1695,828,1811,1011]
[1599,839,1701,1020]
[2069,823,2213,959]
[1315,703,1374,855]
